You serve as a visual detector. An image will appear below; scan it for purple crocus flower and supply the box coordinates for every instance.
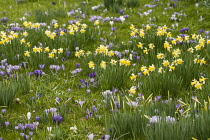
[52,114,63,125]
[88,72,96,78]
[102,135,110,140]
[2,109,6,114]
[76,63,80,68]
[176,104,182,110]
[92,106,98,112]
[119,9,124,15]
[1,17,9,23]
[39,64,45,69]
[52,2,56,5]
[35,116,40,121]
[110,27,116,32]
[155,96,161,101]
[34,70,43,77]
[5,122,10,127]
[66,51,71,57]
[199,29,204,33]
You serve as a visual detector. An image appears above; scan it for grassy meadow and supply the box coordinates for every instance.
[1,0,210,139]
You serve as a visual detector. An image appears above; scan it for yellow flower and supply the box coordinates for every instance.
[148,64,155,72]
[130,73,137,81]
[49,53,55,58]
[195,83,203,90]
[51,49,57,53]
[86,51,91,56]
[100,61,106,69]
[157,53,165,59]
[130,24,135,30]
[168,65,175,71]
[199,76,208,84]
[146,25,151,29]
[162,60,169,67]
[143,48,149,54]
[54,23,59,28]
[140,66,147,72]
[94,20,100,26]
[110,59,117,65]
[108,51,115,56]
[128,86,136,94]
[119,59,131,66]
[75,21,80,26]
[44,47,50,52]
[192,34,197,39]
[143,70,149,76]
[96,45,108,55]
[176,59,184,65]
[88,61,95,69]
[200,58,206,65]
[22,31,28,37]
[187,47,194,53]
[81,24,87,28]
[167,32,172,37]
[20,38,26,44]
[130,32,135,36]
[24,51,30,57]
[60,31,65,36]
[191,79,199,86]
[137,42,144,49]
[58,48,63,53]
[80,28,86,33]
[33,47,42,53]
[148,43,155,49]
[158,67,164,74]
[195,45,201,51]
[207,40,210,45]
[171,39,176,45]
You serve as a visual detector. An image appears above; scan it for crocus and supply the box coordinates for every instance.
[87,133,94,140]
[27,112,31,120]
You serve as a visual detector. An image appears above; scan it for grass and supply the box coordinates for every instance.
[0,0,210,139]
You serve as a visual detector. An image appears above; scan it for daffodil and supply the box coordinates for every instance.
[58,48,63,53]
[24,51,30,57]
[148,64,155,72]
[128,86,136,94]
[137,42,144,49]
[110,59,117,65]
[88,61,95,69]
[199,76,208,84]
[100,61,106,69]
[157,53,165,59]
[195,45,201,51]
[130,73,137,81]
[148,43,155,49]
[94,20,100,26]
[188,47,194,53]
[162,60,169,67]
[49,53,55,58]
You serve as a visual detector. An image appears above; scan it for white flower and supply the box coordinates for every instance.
[27,112,31,120]
[47,127,52,133]
[87,133,94,140]
[120,16,125,23]
[109,21,114,26]
[70,125,78,133]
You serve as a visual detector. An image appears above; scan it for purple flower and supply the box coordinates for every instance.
[66,51,71,57]
[76,63,80,68]
[39,64,45,69]
[110,27,116,32]
[86,89,91,94]
[52,114,63,125]
[68,89,72,92]
[2,109,6,114]
[34,70,43,77]
[50,65,60,71]
[102,135,110,140]
[199,29,204,33]
[5,122,10,127]
[1,17,9,23]
[92,106,98,112]
[119,9,124,15]
[155,96,161,101]
[176,104,182,110]
[88,72,96,78]
[52,2,56,5]
[35,116,40,121]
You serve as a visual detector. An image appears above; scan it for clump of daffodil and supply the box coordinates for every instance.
[172,49,181,58]
[140,65,149,76]
[137,42,144,49]
[164,41,172,52]
[130,73,137,81]
[128,86,136,94]
[88,61,95,69]
[24,51,30,57]
[193,56,206,65]
[110,59,117,65]
[100,61,106,69]
[191,76,208,90]
[95,45,108,55]
[157,53,165,59]
[119,59,131,66]
[75,50,85,57]
[33,46,43,53]
[94,20,100,26]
